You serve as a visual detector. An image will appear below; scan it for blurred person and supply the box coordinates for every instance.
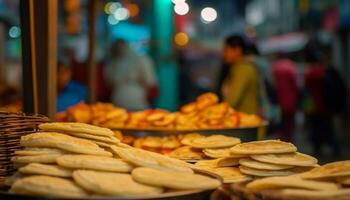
[105,39,158,111]
[271,53,298,142]
[221,35,259,115]
[305,56,341,156]
[57,61,87,112]
[245,44,277,118]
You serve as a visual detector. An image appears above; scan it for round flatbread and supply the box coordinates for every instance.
[169,146,205,161]
[39,122,114,137]
[194,159,220,169]
[73,170,163,196]
[239,166,305,177]
[340,177,350,186]
[4,172,25,186]
[239,158,294,170]
[67,132,120,144]
[14,148,66,156]
[217,157,240,167]
[11,154,63,164]
[188,135,241,149]
[301,160,350,179]
[247,176,339,191]
[132,167,220,190]
[111,146,192,173]
[276,189,350,200]
[21,132,112,157]
[203,148,245,158]
[251,152,318,167]
[200,167,251,183]
[230,140,297,155]
[19,163,72,177]
[57,155,134,172]
[10,175,87,198]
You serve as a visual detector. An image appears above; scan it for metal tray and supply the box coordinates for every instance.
[0,189,213,200]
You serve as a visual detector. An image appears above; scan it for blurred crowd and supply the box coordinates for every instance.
[215,34,348,157]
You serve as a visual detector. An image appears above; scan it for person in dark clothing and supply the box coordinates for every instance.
[305,63,341,156]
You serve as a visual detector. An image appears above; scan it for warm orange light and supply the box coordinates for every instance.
[64,0,80,12]
[126,3,139,17]
[174,32,189,46]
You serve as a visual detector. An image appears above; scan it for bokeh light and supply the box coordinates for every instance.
[107,15,119,25]
[174,2,189,15]
[201,7,217,23]
[113,7,129,20]
[104,2,121,14]
[9,26,21,38]
[174,32,189,46]
[125,3,139,17]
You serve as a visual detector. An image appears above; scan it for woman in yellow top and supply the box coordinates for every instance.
[221,35,260,115]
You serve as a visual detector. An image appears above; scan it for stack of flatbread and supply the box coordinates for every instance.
[230,140,318,177]
[246,160,350,199]
[187,139,318,183]
[170,134,251,184]
[6,122,220,198]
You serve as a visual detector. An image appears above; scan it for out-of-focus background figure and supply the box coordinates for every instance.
[105,39,158,111]
[271,53,298,142]
[57,61,87,112]
[221,35,260,115]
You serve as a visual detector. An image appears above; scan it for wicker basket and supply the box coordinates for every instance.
[0,112,49,183]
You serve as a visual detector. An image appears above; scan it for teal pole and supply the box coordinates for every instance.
[151,0,178,111]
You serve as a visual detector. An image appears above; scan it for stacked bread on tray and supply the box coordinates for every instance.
[6,122,220,198]
[172,135,318,184]
[60,93,263,130]
[246,160,350,199]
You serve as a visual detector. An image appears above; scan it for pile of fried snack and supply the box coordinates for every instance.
[59,93,263,130]
[168,134,319,183]
[5,122,220,198]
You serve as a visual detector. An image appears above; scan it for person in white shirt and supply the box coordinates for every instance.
[105,39,158,111]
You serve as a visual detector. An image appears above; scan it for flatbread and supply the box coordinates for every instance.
[217,157,240,167]
[203,148,245,158]
[21,132,112,157]
[239,166,305,177]
[131,167,220,190]
[66,132,120,144]
[340,177,350,186]
[4,172,25,186]
[10,175,88,198]
[73,170,163,196]
[301,161,350,179]
[39,122,114,137]
[188,135,241,149]
[230,140,297,154]
[194,159,220,169]
[276,189,350,200]
[169,146,206,161]
[246,175,339,191]
[251,152,318,167]
[57,155,134,172]
[14,148,67,156]
[19,163,72,177]
[11,154,63,164]
[200,167,252,183]
[239,158,294,170]
[110,146,193,173]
